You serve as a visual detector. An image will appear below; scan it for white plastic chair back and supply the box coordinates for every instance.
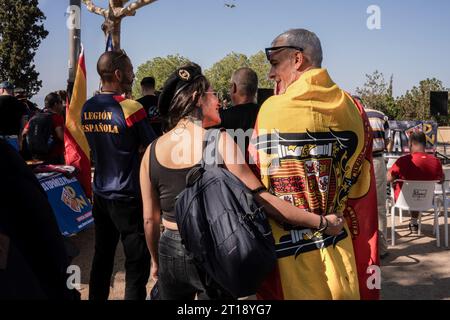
[395,180,439,211]
[386,157,399,171]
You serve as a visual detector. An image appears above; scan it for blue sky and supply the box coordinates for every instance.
[33,0,450,105]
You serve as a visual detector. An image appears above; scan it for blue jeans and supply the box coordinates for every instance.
[158,229,231,300]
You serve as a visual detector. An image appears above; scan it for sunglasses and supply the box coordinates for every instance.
[265,46,304,61]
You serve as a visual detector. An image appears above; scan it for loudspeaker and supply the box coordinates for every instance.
[257,88,274,106]
[430,91,448,116]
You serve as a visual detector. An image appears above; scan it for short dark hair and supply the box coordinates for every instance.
[409,132,427,148]
[45,92,62,109]
[97,51,130,82]
[141,77,155,89]
[232,67,258,98]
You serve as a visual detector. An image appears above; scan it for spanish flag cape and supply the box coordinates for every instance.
[250,68,379,300]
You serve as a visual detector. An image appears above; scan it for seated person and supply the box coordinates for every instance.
[387,132,444,233]
[22,93,65,164]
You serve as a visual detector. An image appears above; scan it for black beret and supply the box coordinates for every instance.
[158,63,203,117]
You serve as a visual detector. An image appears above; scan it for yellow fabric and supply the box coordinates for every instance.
[256,68,365,299]
[119,99,145,119]
[66,56,90,157]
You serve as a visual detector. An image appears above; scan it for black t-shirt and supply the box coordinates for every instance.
[219,103,260,132]
[0,95,28,136]
[19,98,41,117]
[137,95,163,136]
[218,103,260,164]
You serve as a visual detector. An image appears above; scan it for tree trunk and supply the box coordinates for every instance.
[109,0,125,51]
[111,18,121,50]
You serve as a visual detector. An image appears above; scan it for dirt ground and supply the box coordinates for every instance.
[70,211,450,300]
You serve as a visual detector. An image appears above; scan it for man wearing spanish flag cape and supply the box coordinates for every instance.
[250,29,380,300]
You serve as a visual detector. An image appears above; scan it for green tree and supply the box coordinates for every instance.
[133,54,191,98]
[0,0,48,96]
[355,70,398,119]
[396,78,449,125]
[248,51,273,89]
[205,52,249,98]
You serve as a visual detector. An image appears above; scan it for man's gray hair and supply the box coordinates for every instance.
[273,29,323,67]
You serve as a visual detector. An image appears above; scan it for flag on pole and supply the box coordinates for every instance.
[65,45,92,198]
[105,33,114,52]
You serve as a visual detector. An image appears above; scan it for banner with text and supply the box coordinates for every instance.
[37,172,93,236]
[388,120,438,154]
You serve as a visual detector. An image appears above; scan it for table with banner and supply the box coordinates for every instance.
[36,171,93,237]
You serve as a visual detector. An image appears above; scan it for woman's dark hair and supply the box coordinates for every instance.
[158,63,210,131]
[44,92,62,109]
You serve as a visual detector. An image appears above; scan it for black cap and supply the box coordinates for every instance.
[158,63,203,117]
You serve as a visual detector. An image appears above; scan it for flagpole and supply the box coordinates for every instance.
[68,0,81,102]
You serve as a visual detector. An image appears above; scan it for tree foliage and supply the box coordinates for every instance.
[248,51,273,89]
[204,51,273,98]
[356,71,449,125]
[205,52,249,98]
[132,54,191,98]
[355,70,396,118]
[396,78,449,125]
[0,0,48,96]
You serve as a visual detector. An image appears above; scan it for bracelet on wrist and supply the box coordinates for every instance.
[317,216,328,233]
[251,186,267,195]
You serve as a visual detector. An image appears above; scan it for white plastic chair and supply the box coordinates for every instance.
[433,169,450,247]
[390,180,441,247]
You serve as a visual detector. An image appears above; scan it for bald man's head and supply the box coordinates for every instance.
[230,67,258,105]
[97,51,131,83]
[97,51,134,93]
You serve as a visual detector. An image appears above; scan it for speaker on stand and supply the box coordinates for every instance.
[430,91,448,117]
[431,91,450,164]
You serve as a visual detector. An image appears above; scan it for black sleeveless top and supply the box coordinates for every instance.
[149,139,199,223]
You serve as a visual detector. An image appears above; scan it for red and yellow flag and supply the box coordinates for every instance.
[250,68,379,300]
[64,46,92,198]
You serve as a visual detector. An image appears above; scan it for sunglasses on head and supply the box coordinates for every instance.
[265,46,303,61]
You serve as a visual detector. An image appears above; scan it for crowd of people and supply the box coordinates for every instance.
[1,27,446,301]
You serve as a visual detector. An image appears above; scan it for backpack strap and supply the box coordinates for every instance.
[201,128,225,169]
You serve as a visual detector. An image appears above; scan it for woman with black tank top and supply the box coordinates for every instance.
[140,64,344,300]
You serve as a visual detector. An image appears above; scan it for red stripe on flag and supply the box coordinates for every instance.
[113,95,126,103]
[64,129,92,199]
[349,96,380,300]
[126,108,147,127]
[78,51,86,78]
[256,264,284,300]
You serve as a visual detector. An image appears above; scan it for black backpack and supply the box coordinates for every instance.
[175,129,277,298]
[26,113,53,156]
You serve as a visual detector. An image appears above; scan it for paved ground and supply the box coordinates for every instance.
[70,212,450,300]
[381,212,450,300]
